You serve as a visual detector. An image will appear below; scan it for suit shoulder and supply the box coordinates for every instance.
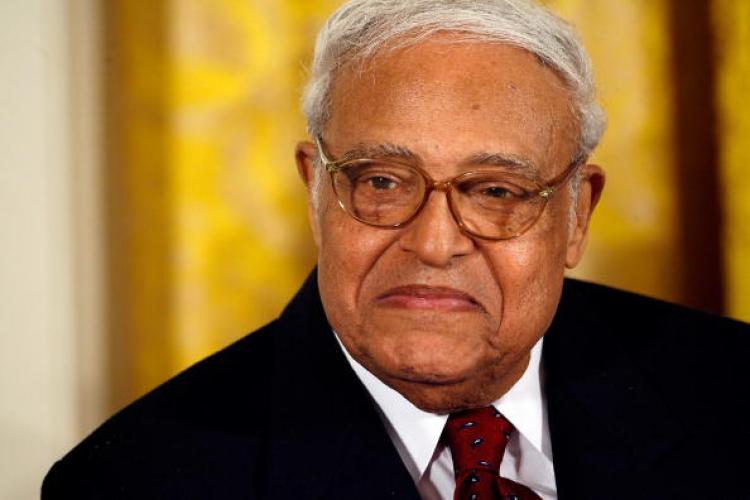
[557,278,749,413]
[43,321,279,498]
[562,277,749,338]
[548,280,750,500]
[121,318,278,424]
[556,278,749,395]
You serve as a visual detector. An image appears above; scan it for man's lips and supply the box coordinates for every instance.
[376,285,483,312]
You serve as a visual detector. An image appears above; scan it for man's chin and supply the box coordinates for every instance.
[363,358,499,413]
[384,374,503,414]
[368,342,484,385]
[360,348,526,414]
[385,367,469,387]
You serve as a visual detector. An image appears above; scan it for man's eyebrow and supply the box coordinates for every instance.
[341,143,419,162]
[339,144,538,174]
[461,152,538,174]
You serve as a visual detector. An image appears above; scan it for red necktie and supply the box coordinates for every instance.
[444,407,542,500]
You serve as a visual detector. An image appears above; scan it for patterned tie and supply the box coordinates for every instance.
[444,407,542,500]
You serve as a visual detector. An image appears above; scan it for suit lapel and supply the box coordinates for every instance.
[265,270,419,500]
[543,279,687,499]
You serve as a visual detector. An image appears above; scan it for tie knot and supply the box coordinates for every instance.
[444,407,514,477]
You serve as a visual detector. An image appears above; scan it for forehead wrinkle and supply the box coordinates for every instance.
[341,142,421,163]
[461,152,539,176]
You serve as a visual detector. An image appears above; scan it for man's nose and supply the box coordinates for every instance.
[398,190,475,267]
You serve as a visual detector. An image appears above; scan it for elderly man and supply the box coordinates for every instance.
[44,0,748,499]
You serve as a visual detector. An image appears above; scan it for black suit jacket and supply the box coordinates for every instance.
[43,270,750,499]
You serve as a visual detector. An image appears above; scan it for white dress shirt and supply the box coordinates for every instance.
[336,334,557,500]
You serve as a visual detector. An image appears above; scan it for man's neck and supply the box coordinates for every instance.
[336,332,551,480]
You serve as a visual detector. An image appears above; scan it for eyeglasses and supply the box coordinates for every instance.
[315,136,583,240]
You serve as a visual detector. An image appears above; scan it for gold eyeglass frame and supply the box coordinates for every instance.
[314,136,584,241]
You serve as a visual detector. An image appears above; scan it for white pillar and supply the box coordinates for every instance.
[0,0,105,498]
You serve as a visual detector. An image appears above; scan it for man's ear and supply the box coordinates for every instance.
[295,141,322,247]
[565,163,605,268]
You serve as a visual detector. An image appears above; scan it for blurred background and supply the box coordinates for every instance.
[1,0,748,498]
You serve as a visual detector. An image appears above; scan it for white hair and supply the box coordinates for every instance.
[303,0,605,151]
[302,0,605,225]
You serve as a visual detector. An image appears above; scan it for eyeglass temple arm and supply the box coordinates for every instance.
[314,135,342,172]
[539,153,586,198]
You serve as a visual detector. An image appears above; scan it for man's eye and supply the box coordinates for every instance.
[363,175,398,190]
[482,186,514,198]
[469,182,526,200]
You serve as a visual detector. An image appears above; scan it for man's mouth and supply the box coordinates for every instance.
[376,285,483,312]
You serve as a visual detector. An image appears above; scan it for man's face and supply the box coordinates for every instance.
[297,38,603,412]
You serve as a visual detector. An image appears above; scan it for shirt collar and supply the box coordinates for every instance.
[336,332,549,480]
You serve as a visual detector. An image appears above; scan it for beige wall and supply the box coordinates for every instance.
[0,1,104,498]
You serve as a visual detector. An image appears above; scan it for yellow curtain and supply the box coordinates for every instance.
[547,0,683,304]
[106,0,339,408]
[168,0,326,368]
[106,0,176,409]
[714,0,750,322]
[106,0,749,409]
